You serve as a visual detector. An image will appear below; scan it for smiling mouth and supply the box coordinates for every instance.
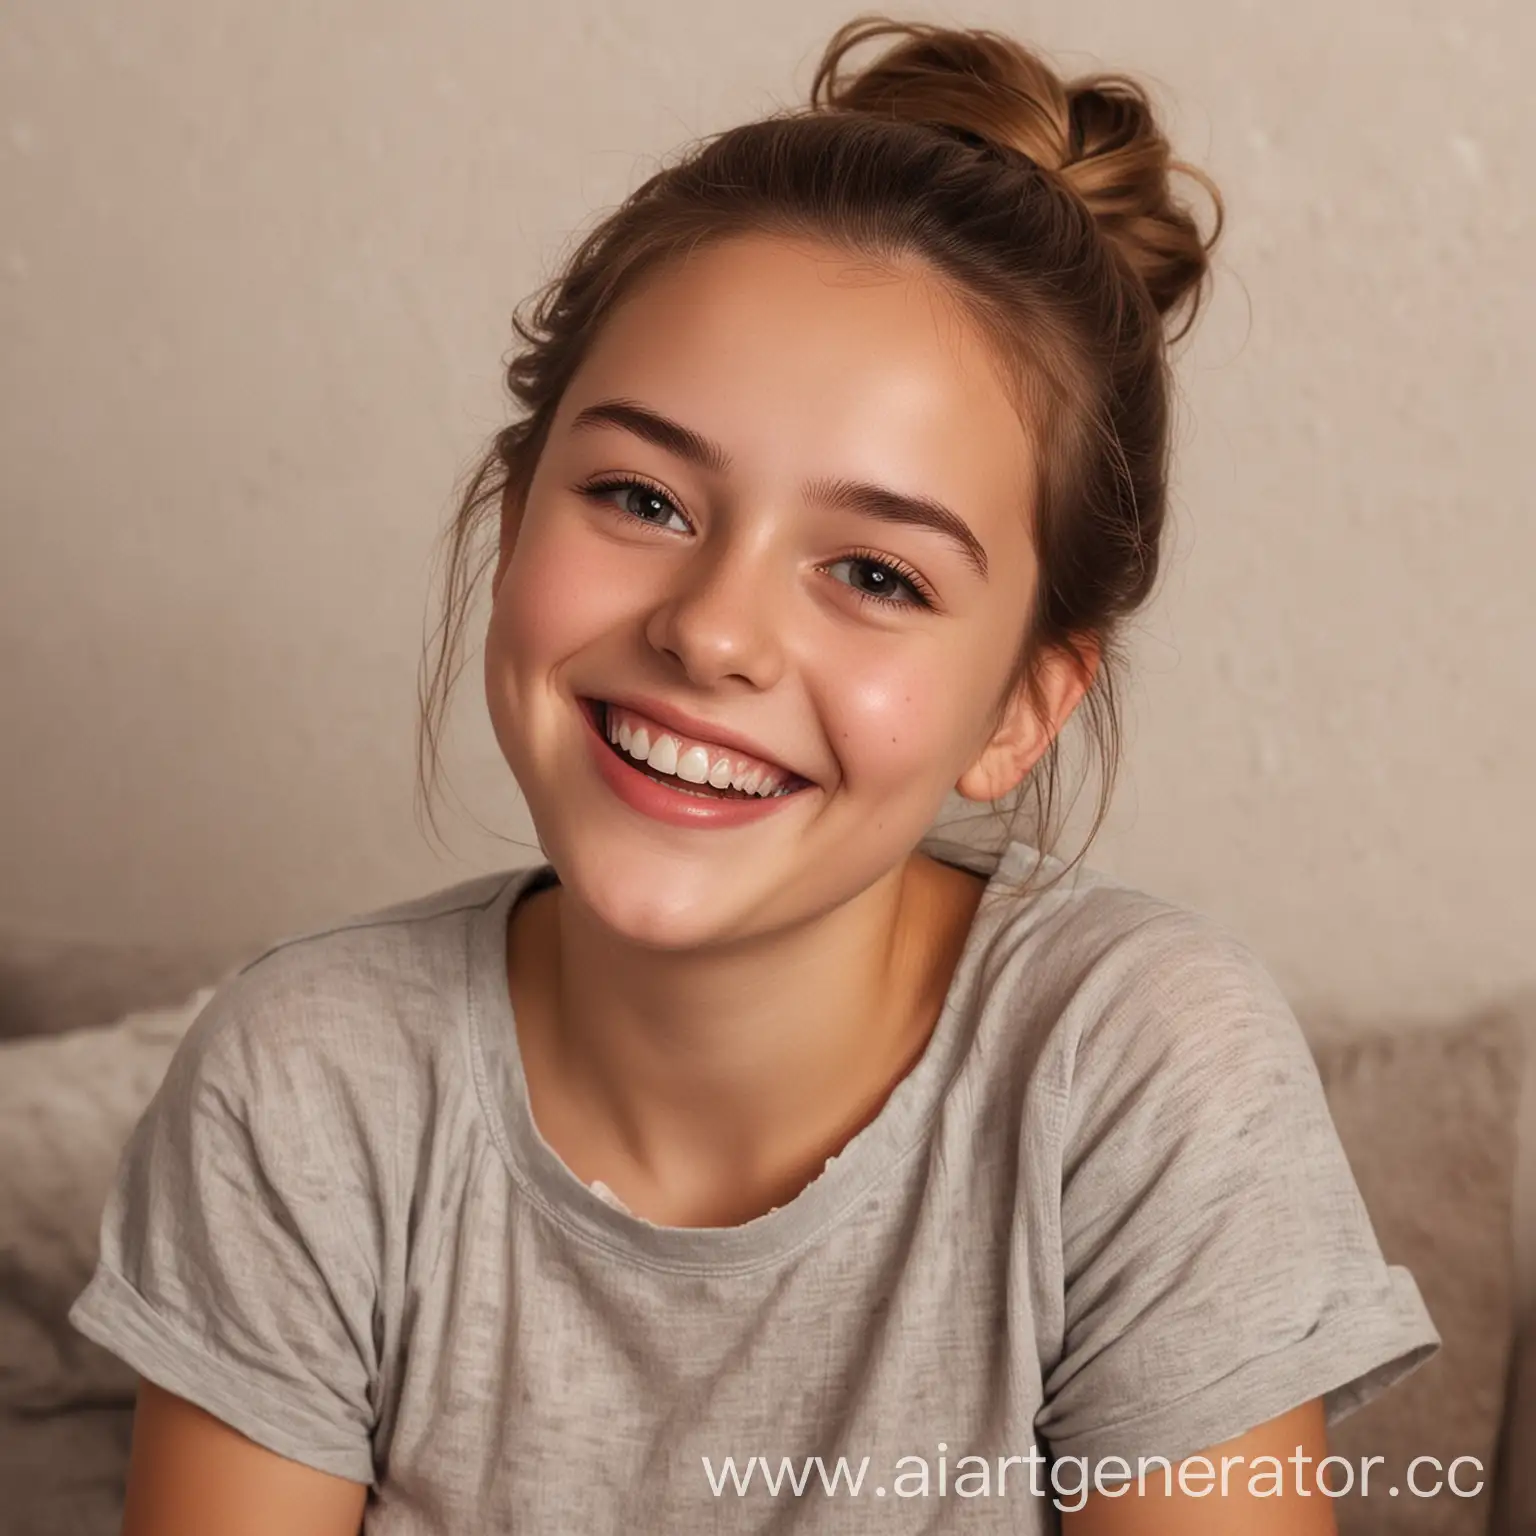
[583,699,810,802]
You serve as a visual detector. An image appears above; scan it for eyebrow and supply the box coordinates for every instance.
[568,397,990,581]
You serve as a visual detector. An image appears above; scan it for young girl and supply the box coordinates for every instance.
[71,16,1439,1533]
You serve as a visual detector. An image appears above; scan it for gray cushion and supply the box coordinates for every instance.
[0,930,252,1042]
[0,988,215,1536]
[0,1410,135,1536]
[0,990,216,1415]
[1305,1000,1530,1536]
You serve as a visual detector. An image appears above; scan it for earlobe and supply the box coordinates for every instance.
[954,642,1099,804]
[953,692,1047,804]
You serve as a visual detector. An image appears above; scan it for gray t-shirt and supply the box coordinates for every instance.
[69,836,1438,1532]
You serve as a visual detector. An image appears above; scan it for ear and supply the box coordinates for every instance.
[953,640,1099,804]
[489,484,525,603]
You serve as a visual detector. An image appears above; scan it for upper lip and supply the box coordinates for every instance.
[588,693,810,785]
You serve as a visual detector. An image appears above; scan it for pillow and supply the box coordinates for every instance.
[0,987,214,1413]
[0,929,250,1041]
[0,1409,135,1536]
[1304,1000,1529,1536]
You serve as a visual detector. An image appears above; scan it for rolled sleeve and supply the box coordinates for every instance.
[1035,915,1440,1468]
[67,974,382,1486]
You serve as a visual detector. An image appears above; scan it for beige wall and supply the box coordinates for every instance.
[1,0,1530,1022]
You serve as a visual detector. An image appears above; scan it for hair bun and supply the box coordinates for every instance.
[810,15,1222,335]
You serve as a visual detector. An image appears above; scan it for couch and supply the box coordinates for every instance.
[1,925,1532,1535]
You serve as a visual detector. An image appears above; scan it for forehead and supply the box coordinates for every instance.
[560,233,1035,523]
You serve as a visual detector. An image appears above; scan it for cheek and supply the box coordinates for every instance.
[819,644,986,790]
[484,514,619,780]
[492,513,634,675]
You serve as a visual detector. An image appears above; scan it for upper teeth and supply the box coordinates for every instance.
[606,706,791,796]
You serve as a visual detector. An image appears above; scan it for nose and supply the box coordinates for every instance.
[643,535,787,692]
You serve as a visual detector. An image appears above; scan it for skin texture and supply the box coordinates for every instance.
[1062,1400,1338,1533]
[121,1380,367,1535]
[121,232,1335,1530]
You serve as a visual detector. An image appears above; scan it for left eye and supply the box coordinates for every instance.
[824,556,927,608]
[581,477,690,533]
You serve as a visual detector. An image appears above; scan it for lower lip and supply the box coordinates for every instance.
[581,702,811,829]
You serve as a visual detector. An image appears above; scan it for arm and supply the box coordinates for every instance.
[1061,1398,1337,1535]
[121,1380,369,1536]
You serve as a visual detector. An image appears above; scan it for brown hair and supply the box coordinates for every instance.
[417,15,1222,894]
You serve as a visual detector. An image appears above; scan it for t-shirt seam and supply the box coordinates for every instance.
[202,1005,389,1382]
[216,890,510,1423]
[1030,910,1195,1367]
[355,883,520,1418]
[461,891,948,1276]
[231,878,513,982]
[1032,1072,1072,1364]
[307,1148,384,1392]
[480,1087,939,1277]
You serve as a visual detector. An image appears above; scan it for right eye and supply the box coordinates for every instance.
[578,476,692,535]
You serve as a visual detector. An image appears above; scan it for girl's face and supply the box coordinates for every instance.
[485,233,1070,951]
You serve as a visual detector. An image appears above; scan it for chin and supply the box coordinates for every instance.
[539,831,762,953]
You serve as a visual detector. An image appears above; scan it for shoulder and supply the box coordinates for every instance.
[158,867,529,1185]
[192,867,518,1062]
[972,849,1348,1249]
[970,842,1312,1117]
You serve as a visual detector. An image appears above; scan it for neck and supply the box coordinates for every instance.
[508,850,982,1226]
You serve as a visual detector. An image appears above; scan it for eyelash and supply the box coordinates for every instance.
[576,475,938,611]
